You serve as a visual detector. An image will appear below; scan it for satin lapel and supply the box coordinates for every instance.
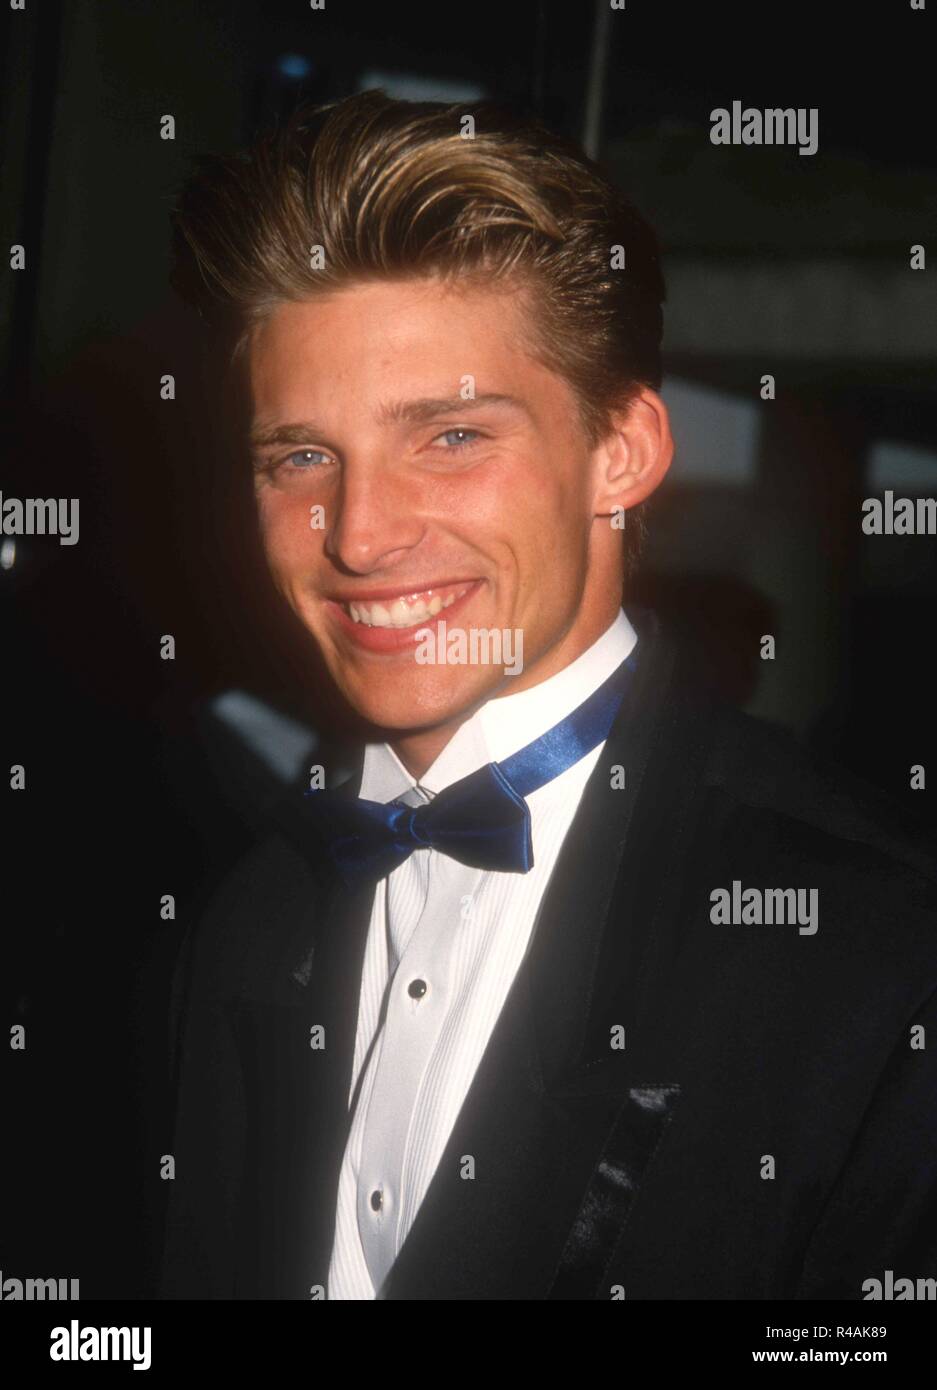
[545,1083,682,1299]
[228,765,376,1298]
[530,614,703,1298]
[384,614,709,1299]
[298,871,377,1293]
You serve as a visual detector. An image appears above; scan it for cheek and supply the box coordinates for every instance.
[502,464,584,556]
[256,492,318,574]
[430,454,556,535]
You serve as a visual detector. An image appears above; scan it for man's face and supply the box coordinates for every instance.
[248,276,616,734]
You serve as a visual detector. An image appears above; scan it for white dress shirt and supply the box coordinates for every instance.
[326,607,638,1299]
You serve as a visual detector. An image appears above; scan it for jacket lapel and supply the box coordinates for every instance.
[226,769,375,1298]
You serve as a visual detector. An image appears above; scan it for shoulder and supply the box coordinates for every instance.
[703,700,936,886]
[685,698,937,985]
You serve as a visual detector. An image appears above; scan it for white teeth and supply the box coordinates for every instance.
[391,597,431,625]
[343,585,471,627]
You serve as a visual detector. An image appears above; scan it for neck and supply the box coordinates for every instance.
[388,600,621,780]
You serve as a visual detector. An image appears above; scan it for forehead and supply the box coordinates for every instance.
[247,275,550,422]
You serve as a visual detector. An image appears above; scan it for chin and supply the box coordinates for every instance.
[337,666,499,736]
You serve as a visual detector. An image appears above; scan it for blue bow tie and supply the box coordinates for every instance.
[303,650,636,885]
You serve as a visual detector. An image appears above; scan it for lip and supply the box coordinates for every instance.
[325,579,484,654]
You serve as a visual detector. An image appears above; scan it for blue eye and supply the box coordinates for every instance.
[284,448,329,469]
[436,428,480,449]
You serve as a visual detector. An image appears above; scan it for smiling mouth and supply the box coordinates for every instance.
[337,582,476,629]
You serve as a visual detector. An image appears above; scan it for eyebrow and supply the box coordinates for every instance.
[249,393,527,450]
[376,393,526,426]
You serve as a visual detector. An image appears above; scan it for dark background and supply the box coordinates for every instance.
[2,0,935,1298]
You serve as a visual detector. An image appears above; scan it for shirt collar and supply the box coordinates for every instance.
[359,607,638,804]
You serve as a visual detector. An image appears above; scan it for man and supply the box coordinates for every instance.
[161,90,937,1300]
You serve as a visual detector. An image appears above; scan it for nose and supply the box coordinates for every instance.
[324,459,424,574]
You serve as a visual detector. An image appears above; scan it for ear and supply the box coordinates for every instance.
[592,389,674,519]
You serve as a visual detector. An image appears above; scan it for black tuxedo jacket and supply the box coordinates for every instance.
[160,612,937,1299]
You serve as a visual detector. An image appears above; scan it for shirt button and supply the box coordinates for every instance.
[370,1189,383,1212]
[408,978,428,999]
